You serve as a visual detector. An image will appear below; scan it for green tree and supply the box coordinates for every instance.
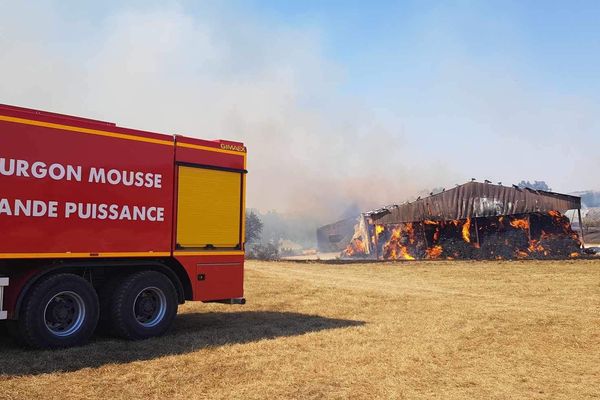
[245,210,263,244]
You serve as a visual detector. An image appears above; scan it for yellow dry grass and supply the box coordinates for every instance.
[0,259,599,399]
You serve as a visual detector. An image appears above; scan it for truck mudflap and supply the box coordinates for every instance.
[0,277,8,320]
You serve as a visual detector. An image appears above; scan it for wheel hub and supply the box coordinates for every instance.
[44,291,86,336]
[133,287,167,328]
[52,302,72,322]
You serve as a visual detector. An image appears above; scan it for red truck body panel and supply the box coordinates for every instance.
[0,109,174,255]
[0,104,246,314]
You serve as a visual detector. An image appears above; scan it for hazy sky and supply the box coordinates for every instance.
[1,1,599,218]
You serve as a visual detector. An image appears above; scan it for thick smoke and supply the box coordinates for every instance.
[1,1,598,228]
[0,2,446,221]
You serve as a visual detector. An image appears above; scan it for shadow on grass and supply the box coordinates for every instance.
[0,311,364,376]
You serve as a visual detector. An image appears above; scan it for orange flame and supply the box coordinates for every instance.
[383,226,415,260]
[426,245,443,259]
[462,218,471,243]
[509,217,530,230]
[515,250,529,259]
[528,240,545,253]
[406,222,415,244]
[400,250,415,260]
[343,238,365,257]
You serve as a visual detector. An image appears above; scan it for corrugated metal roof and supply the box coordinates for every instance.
[368,182,581,224]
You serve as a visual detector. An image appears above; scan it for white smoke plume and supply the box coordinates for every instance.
[1,1,598,225]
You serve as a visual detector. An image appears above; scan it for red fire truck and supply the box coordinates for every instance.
[0,104,247,348]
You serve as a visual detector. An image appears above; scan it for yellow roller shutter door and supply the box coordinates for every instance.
[177,166,242,248]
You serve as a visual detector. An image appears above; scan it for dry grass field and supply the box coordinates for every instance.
[0,259,599,399]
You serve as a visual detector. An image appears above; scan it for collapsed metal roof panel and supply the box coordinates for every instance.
[316,217,358,253]
[370,182,581,224]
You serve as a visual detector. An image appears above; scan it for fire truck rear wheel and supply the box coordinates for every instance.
[107,271,178,340]
[18,273,99,349]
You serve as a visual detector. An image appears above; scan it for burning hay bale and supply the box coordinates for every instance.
[347,212,581,261]
[403,213,577,260]
[337,182,584,261]
[342,237,367,257]
[341,215,374,258]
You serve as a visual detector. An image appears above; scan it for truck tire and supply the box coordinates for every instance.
[17,273,99,349]
[107,271,178,340]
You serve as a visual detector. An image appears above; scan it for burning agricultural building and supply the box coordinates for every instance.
[339,182,584,260]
